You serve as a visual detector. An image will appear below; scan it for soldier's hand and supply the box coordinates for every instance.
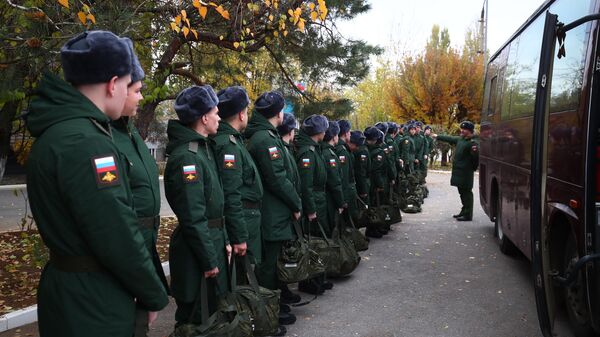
[399,159,404,167]
[293,211,301,220]
[424,155,428,160]
[233,242,247,256]
[225,244,232,261]
[204,267,219,278]
[338,208,344,214]
[148,311,159,326]
[391,180,396,185]
[414,159,419,164]
[308,212,317,221]
[432,133,438,138]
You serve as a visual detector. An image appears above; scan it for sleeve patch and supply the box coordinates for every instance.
[92,155,120,188]
[404,140,409,144]
[376,155,383,161]
[329,158,337,167]
[301,158,311,168]
[224,154,236,169]
[339,155,346,163]
[360,154,367,161]
[268,146,280,160]
[183,164,199,183]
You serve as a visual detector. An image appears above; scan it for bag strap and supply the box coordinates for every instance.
[311,219,333,245]
[292,219,304,239]
[188,276,211,324]
[356,196,369,210]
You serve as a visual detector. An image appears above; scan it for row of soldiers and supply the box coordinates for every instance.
[24,30,437,337]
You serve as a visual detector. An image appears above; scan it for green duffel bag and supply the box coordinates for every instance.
[220,256,280,337]
[341,210,369,252]
[170,277,252,337]
[278,220,325,283]
[306,219,342,276]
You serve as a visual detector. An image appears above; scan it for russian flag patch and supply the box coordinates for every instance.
[183,164,199,183]
[224,154,236,169]
[329,158,337,167]
[339,155,346,164]
[92,155,120,188]
[301,158,311,168]
[268,146,280,160]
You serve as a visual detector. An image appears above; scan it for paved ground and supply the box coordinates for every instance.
[0,179,174,232]
[1,172,576,337]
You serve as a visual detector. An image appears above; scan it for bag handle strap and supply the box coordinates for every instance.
[292,219,304,239]
[188,276,212,324]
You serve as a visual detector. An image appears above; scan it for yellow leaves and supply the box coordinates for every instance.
[199,6,208,19]
[192,0,201,8]
[273,31,279,37]
[58,0,69,9]
[77,11,87,25]
[87,13,96,24]
[310,11,318,21]
[175,15,181,26]
[170,22,181,33]
[191,29,198,39]
[219,35,224,40]
[308,2,316,10]
[268,14,274,22]
[297,18,306,32]
[215,5,230,20]
[233,42,240,49]
[182,26,190,38]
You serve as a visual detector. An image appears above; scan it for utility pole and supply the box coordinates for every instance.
[478,0,489,67]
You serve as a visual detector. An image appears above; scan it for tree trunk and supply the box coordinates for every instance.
[0,101,18,183]
[441,148,449,166]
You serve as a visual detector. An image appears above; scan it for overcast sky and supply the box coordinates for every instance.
[336,0,544,59]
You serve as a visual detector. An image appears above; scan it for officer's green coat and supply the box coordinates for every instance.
[213,121,264,264]
[321,142,345,233]
[334,140,358,213]
[165,120,228,303]
[412,133,426,171]
[295,130,329,236]
[245,113,302,241]
[354,145,371,202]
[111,117,169,292]
[26,73,168,337]
[400,135,416,172]
[436,135,480,189]
[367,143,386,205]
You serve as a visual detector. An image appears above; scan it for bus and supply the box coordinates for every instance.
[479,0,600,336]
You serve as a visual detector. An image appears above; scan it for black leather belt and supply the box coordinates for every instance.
[50,252,104,273]
[242,200,260,209]
[207,217,225,228]
[138,215,160,230]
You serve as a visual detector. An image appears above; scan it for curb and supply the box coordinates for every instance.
[0,262,171,332]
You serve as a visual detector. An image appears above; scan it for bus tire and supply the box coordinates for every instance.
[563,234,595,337]
[495,194,517,255]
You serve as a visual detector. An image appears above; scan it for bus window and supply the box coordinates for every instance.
[488,76,498,116]
[501,42,517,120]
[548,1,593,113]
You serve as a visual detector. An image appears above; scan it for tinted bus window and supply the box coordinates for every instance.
[501,43,517,120]
[549,0,594,113]
[488,76,498,116]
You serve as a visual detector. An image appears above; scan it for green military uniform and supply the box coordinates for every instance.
[400,135,416,173]
[384,134,399,182]
[334,139,358,218]
[26,74,168,337]
[367,143,386,206]
[412,132,426,179]
[354,144,371,204]
[213,121,264,264]
[245,113,302,290]
[436,134,480,218]
[164,120,228,324]
[424,134,435,179]
[321,142,345,234]
[295,130,329,236]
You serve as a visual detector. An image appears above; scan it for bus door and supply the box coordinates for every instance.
[531,11,600,337]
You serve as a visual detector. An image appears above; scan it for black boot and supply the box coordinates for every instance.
[280,303,291,313]
[298,279,324,295]
[278,312,296,325]
[279,283,301,304]
[366,228,382,238]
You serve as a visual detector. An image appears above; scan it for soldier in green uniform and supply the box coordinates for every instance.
[433,121,479,221]
[374,122,395,201]
[212,86,263,266]
[295,115,332,294]
[423,125,435,182]
[321,121,346,234]
[349,130,370,207]
[335,120,359,223]
[412,122,426,185]
[111,39,169,337]
[165,85,230,327]
[26,31,168,337]
[245,91,302,330]
[401,124,416,174]
[364,127,386,238]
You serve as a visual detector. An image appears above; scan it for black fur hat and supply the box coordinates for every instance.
[460,121,475,131]
[124,38,145,83]
[302,114,329,136]
[174,85,219,124]
[338,119,351,135]
[323,120,340,142]
[255,91,285,118]
[217,86,250,119]
[374,122,388,135]
[277,113,297,136]
[350,130,366,146]
[61,30,132,85]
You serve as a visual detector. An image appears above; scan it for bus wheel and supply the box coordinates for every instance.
[563,234,594,337]
[495,194,517,255]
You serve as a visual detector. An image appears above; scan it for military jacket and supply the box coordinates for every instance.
[436,135,480,189]
[111,117,169,293]
[383,136,398,180]
[26,73,168,337]
[412,133,426,164]
[367,143,385,191]
[213,122,264,244]
[295,130,328,217]
[334,140,356,203]
[245,113,302,241]
[354,145,371,198]
[321,142,345,208]
[401,135,416,171]
[164,120,228,301]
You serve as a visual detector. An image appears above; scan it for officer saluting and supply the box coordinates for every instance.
[432,121,479,221]
[26,31,168,337]
[164,85,230,326]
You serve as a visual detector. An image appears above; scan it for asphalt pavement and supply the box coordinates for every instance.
[0,172,570,336]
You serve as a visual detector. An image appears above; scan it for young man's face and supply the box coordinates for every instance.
[122,81,143,117]
[105,74,132,120]
[409,128,416,136]
[204,107,221,135]
[460,128,473,138]
[424,129,431,136]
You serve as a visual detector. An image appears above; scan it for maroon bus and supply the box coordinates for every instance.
[479,0,600,335]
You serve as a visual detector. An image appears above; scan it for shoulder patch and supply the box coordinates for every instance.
[229,135,237,144]
[182,164,199,183]
[92,155,120,188]
[301,157,311,168]
[188,141,199,153]
[268,146,280,160]
[224,154,236,169]
[376,155,383,161]
[329,158,337,167]
[404,140,409,144]
[360,154,367,162]
[339,155,346,164]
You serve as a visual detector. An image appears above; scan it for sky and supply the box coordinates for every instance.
[336,0,545,60]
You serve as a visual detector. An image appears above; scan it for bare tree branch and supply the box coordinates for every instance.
[171,68,204,85]
[265,45,313,102]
